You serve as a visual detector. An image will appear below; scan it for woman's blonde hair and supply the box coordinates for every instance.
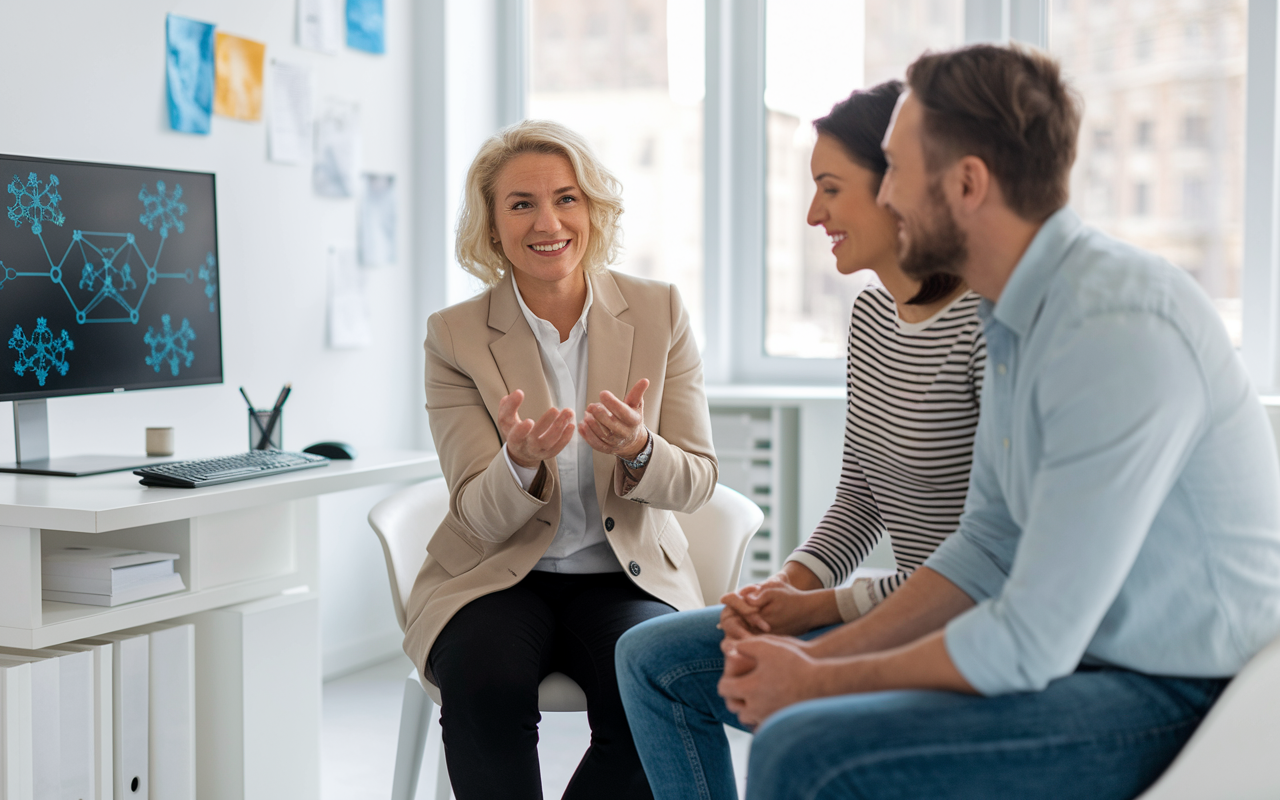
[456,119,624,286]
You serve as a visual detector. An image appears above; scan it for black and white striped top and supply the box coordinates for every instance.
[787,285,986,600]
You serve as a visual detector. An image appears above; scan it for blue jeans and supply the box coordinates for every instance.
[616,607,1227,800]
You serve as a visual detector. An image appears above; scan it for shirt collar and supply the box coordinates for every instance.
[990,206,1085,338]
[510,271,593,345]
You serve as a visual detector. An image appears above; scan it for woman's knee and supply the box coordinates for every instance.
[616,606,725,687]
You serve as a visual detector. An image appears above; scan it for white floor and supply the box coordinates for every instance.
[322,654,753,799]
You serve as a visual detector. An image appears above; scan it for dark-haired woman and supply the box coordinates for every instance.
[615,80,986,800]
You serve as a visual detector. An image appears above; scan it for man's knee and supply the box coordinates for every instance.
[748,700,865,798]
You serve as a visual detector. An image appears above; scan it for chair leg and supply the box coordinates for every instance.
[391,670,433,800]
[434,723,452,800]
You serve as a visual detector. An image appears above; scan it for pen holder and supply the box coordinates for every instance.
[249,409,283,451]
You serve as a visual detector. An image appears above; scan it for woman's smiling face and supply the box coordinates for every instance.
[490,151,591,287]
[806,132,899,276]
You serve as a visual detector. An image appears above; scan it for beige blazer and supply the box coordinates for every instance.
[402,269,718,681]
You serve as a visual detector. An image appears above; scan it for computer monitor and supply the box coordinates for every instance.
[0,153,222,475]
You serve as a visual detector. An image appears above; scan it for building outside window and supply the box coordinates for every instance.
[1050,0,1247,344]
[527,0,706,343]
[762,0,965,359]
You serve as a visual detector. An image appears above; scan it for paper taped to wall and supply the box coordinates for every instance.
[327,245,371,349]
[269,62,313,164]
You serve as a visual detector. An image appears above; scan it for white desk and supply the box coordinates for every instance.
[0,449,440,798]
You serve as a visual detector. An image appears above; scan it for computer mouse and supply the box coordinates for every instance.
[303,441,358,460]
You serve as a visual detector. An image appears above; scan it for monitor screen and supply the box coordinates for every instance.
[0,154,222,402]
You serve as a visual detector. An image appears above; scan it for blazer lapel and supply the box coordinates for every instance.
[585,271,633,512]
[487,273,556,438]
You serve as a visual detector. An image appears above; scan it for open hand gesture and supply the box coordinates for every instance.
[579,378,650,461]
[498,389,575,469]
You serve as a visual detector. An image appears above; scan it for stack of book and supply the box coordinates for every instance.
[42,545,186,606]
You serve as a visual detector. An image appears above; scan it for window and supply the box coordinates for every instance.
[1051,0,1246,345]
[1134,118,1155,148]
[1183,175,1208,220]
[527,0,706,342]
[762,0,965,359]
[1134,26,1154,62]
[1182,114,1209,147]
[1133,181,1150,216]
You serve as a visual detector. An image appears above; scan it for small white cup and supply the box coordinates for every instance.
[146,427,175,457]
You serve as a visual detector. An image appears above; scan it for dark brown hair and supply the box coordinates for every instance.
[815,81,962,305]
[906,43,1082,222]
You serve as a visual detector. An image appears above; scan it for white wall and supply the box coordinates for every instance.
[0,0,428,677]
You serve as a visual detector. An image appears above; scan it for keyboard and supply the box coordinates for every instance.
[135,450,330,488]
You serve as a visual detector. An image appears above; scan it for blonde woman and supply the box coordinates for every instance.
[401,119,718,800]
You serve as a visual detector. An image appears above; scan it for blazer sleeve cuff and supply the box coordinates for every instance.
[612,431,713,512]
[458,447,553,543]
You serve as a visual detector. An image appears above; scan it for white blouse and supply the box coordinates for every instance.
[501,277,622,574]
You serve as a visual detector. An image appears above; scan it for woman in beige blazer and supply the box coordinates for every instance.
[401,119,717,800]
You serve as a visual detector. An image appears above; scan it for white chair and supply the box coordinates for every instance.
[1135,632,1280,799]
[368,479,763,800]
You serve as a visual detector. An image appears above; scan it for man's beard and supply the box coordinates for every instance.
[897,179,968,281]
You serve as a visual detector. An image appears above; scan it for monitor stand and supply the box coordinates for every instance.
[0,398,166,477]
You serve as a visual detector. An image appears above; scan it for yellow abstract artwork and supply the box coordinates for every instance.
[214,32,265,121]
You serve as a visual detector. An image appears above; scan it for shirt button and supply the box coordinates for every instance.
[1003,437,1010,450]
[605,517,615,532]
[997,363,1007,375]
[629,560,641,576]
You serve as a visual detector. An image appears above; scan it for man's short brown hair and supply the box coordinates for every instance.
[906,44,1082,222]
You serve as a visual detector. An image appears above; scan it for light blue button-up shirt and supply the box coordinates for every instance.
[925,207,1280,696]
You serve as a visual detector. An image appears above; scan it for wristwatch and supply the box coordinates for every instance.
[620,430,654,471]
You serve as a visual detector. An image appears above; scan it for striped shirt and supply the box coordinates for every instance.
[787,284,986,601]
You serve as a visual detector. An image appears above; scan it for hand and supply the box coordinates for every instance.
[718,636,820,728]
[719,573,793,639]
[579,378,650,460]
[497,389,575,469]
[718,568,838,640]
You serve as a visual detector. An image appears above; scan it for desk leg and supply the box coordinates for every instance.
[181,591,321,800]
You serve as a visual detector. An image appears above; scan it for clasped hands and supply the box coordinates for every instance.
[497,378,651,470]
[715,567,837,728]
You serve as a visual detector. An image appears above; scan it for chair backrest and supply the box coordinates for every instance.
[676,484,764,605]
[367,476,451,632]
[367,479,765,630]
[1136,631,1280,799]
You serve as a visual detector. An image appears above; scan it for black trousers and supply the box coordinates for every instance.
[428,570,675,800]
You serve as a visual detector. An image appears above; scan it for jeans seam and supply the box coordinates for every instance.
[797,717,1202,800]
[672,701,713,800]
[657,659,725,691]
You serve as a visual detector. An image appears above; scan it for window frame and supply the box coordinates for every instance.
[513,0,1280,390]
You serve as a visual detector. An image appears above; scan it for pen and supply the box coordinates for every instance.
[256,383,292,450]
[240,386,268,439]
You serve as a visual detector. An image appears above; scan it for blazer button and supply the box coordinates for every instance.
[605,517,615,532]
[629,561,641,576]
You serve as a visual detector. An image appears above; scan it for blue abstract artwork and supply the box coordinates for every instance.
[346,0,385,54]
[166,14,216,135]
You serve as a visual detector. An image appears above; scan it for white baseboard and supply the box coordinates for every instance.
[323,630,406,682]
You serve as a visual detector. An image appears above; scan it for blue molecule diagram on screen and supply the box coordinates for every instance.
[144,314,195,376]
[138,181,187,238]
[6,173,65,234]
[4,171,211,386]
[8,317,74,386]
[198,252,217,313]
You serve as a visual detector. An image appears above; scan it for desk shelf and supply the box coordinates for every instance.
[0,449,439,649]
